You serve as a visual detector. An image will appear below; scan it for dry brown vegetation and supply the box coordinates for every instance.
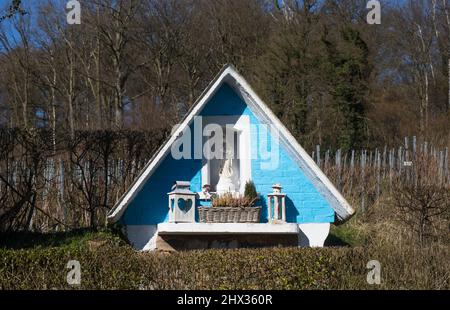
[0,128,167,231]
[211,193,257,208]
[0,0,448,147]
[390,155,450,246]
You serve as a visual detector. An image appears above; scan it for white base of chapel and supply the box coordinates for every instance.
[297,223,330,247]
[125,225,158,251]
[124,223,330,251]
[157,223,299,235]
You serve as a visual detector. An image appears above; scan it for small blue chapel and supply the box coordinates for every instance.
[107,65,354,251]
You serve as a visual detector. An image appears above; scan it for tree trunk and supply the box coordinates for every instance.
[68,51,75,138]
[22,73,28,127]
[96,5,103,128]
[448,58,450,111]
[114,61,124,128]
[51,68,57,154]
[442,0,450,110]
[425,72,429,133]
[90,208,96,230]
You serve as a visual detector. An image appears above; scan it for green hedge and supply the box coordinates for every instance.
[0,233,448,289]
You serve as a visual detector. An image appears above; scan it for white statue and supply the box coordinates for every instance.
[216,144,239,193]
[220,151,234,178]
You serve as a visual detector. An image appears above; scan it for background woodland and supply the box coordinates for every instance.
[0,1,448,249]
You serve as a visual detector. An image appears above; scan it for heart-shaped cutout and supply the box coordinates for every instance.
[178,198,192,213]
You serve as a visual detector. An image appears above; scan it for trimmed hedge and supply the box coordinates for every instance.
[0,233,448,289]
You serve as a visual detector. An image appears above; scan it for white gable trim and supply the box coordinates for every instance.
[107,65,355,223]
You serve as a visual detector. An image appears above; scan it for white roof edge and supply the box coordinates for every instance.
[107,65,355,223]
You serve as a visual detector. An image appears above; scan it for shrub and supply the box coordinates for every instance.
[390,154,450,246]
[0,231,448,290]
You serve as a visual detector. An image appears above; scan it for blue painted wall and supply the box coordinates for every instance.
[122,83,334,225]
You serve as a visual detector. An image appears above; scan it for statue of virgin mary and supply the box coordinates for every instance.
[216,145,239,193]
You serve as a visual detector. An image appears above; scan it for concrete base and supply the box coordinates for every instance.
[125,223,330,251]
[297,223,330,247]
[157,223,299,235]
[125,225,158,251]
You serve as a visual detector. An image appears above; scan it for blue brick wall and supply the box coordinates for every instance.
[121,83,334,225]
[248,110,334,223]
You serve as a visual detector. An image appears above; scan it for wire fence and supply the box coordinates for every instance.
[1,136,448,231]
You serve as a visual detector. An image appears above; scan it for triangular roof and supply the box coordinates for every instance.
[107,65,355,223]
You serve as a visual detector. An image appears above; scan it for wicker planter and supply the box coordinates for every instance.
[198,206,261,223]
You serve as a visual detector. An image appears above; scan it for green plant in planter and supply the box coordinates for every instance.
[211,182,258,208]
[212,193,255,208]
[244,181,257,199]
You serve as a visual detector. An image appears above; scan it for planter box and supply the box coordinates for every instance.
[198,206,261,223]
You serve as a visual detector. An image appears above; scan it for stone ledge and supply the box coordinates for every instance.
[157,223,299,235]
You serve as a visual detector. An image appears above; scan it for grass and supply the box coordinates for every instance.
[327,220,369,247]
[0,229,122,250]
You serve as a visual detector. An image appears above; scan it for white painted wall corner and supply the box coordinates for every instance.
[297,223,330,247]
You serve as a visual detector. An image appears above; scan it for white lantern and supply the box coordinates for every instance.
[168,181,196,223]
[268,183,286,223]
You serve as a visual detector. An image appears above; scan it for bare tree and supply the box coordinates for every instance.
[392,153,450,245]
[0,15,36,128]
